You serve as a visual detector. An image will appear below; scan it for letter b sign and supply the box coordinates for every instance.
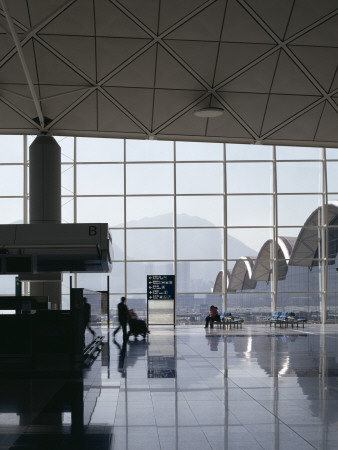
[89,225,97,236]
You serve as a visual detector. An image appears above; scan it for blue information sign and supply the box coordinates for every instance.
[147,275,175,300]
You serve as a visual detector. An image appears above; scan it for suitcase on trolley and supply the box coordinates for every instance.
[128,318,150,339]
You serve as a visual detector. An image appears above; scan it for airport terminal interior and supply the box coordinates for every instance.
[0,0,338,449]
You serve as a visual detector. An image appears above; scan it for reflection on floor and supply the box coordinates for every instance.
[1,324,338,449]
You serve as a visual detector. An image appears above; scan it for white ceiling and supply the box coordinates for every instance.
[0,0,337,146]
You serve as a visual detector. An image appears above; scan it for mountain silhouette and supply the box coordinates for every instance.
[111,213,256,292]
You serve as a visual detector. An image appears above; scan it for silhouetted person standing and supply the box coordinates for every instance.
[113,296,128,341]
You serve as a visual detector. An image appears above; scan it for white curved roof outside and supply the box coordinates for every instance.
[252,237,296,281]
[290,201,338,265]
[228,257,256,291]
[0,0,337,146]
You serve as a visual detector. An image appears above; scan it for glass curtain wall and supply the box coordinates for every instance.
[1,135,338,323]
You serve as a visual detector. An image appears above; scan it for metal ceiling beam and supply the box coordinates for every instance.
[0,0,44,128]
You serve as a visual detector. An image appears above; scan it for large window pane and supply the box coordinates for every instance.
[77,137,124,162]
[176,196,223,226]
[125,294,146,321]
[277,161,322,193]
[0,135,23,162]
[326,148,338,160]
[176,141,223,161]
[176,163,223,194]
[0,198,23,223]
[227,228,273,259]
[227,163,272,193]
[176,294,223,323]
[61,164,74,195]
[227,195,273,226]
[126,196,173,227]
[276,146,321,160]
[327,162,338,192]
[58,136,74,162]
[126,139,173,161]
[278,195,322,226]
[61,197,74,223]
[227,293,272,320]
[278,261,322,292]
[126,164,173,194]
[77,164,124,195]
[177,229,223,259]
[127,229,174,260]
[177,261,223,293]
[277,292,321,322]
[78,197,124,227]
[126,262,174,293]
[110,229,124,260]
[226,143,272,160]
[0,166,23,195]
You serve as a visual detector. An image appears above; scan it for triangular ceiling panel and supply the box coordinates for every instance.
[267,103,324,141]
[27,0,71,28]
[0,34,16,60]
[245,0,294,40]
[39,0,95,36]
[6,0,30,28]
[219,92,269,135]
[103,86,154,130]
[96,37,151,82]
[33,39,90,85]
[166,0,226,41]
[103,45,157,88]
[0,40,38,84]
[284,0,338,39]
[221,0,276,44]
[164,40,219,86]
[289,12,338,46]
[119,0,160,34]
[98,92,145,133]
[262,94,321,135]
[0,98,35,129]
[152,89,205,130]
[290,45,338,92]
[40,86,91,121]
[53,92,97,131]
[206,107,253,139]
[220,51,279,93]
[155,45,205,89]
[214,43,276,86]
[0,87,36,118]
[331,70,338,92]
[158,0,208,34]
[94,0,150,38]
[39,35,96,81]
[315,102,338,142]
[159,107,208,137]
[271,51,321,95]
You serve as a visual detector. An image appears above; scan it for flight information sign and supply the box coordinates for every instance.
[147,275,175,300]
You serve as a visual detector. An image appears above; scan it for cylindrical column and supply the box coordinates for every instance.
[29,135,62,308]
[29,135,61,224]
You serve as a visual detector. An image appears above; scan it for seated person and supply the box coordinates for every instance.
[205,305,220,328]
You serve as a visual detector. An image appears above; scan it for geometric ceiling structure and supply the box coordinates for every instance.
[0,0,337,147]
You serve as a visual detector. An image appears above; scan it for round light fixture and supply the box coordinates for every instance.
[194,107,224,118]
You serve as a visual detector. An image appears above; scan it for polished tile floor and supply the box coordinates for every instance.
[1,324,338,449]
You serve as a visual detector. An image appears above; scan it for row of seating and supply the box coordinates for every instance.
[264,311,307,328]
[212,312,244,329]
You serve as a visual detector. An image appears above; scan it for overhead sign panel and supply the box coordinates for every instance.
[147,275,175,300]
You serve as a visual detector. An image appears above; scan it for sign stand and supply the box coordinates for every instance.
[147,275,175,326]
